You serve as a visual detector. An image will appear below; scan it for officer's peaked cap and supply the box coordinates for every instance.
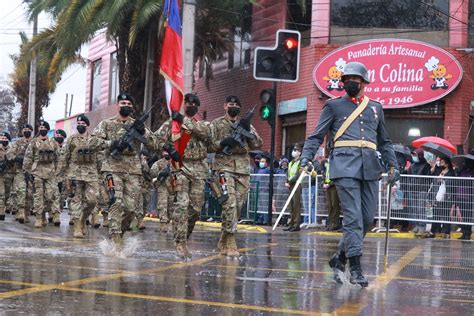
[22,123,33,130]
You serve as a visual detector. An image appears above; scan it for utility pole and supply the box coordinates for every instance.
[266,82,277,225]
[64,94,68,118]
[69,94,74,117]
[27,11,38,129]
[143,31,155,127]
[182,0,196,93]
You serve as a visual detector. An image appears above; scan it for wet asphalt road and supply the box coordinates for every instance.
[0,213,473,315]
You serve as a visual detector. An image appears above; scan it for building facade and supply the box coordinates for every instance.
[59,0,474,156]
[194,0,474,156]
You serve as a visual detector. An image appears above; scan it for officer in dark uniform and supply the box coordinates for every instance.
[300,61,399,287]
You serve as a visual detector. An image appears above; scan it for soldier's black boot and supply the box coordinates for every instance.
[328,250,347,284]
[349,256,368,287]
[0,214,5,221]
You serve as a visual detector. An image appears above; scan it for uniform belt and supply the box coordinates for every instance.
[334,140,377,150]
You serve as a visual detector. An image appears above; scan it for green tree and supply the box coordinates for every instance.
[27,0,252,129]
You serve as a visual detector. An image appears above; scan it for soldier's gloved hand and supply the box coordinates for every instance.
[158,169,171,182]
[111,140,127,151]
[163,144,181,161]
[135,121,146,135]
[171,111,184,123]
[219,136,238,148]
[24,172,34,183]
[299,157,314,173]
[387,167,400,186]
[147,155,159,168]
[15,156,24,164]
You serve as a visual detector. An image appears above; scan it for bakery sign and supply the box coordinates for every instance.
[313,39,463,108]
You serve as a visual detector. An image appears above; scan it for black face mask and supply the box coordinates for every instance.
[0,141,8,147]
[77,125,87,134]
[164,154,171,160]
[344,80,361,97]
[39,130,48,137]
[23,131,32,138]
[119,106,133,117]
[227,107,240,117]
[55,137,64,144]
[185,105,198,117]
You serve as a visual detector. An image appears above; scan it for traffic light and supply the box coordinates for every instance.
[254,29,301,83]
[259,89,275,125]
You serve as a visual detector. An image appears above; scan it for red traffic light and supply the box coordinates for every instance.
[283,38,298,50]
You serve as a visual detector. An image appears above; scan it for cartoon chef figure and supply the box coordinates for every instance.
[425,57,452,90]
[323,58,346,91]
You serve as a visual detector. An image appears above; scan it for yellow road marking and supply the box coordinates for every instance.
[332,245,423,315]
[0,245,271,299]
[58,286,319,315]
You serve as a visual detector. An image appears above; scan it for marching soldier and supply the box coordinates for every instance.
[0,132,13,221]
[300,62,399,287]
[6,124,34,223]
[150,151,173,233]
[23,121,62,228]
[93,149,110,228]
[154,93,210,259]
[92,93,156,248]
[209,95,262,257]
[60,115,100,238]
[54,129,68,222]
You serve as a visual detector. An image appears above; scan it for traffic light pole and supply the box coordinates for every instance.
[267,81,277,226]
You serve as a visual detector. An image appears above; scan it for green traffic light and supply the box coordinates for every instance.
[261,106,271,120]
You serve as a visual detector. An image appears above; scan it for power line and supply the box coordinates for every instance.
[0,3,23,23]
[420,0,472,27]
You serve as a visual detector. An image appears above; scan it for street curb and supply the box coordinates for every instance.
[309,231,472,240]
[143,218,268,233]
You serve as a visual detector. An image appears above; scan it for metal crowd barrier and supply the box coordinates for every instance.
[199,173,473,228]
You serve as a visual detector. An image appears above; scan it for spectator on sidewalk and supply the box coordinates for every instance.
[407,149,431,235]
[284,144,303,232]
[454,156,474,240]
[322,158,341,231]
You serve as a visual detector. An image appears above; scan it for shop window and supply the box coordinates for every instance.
[286,0,312,46]
[330,0,449,46]
[90,59,102,111]
[109,52,119,105]
[469,0,474,47]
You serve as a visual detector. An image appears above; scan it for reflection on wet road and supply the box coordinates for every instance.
[0,215,473,315]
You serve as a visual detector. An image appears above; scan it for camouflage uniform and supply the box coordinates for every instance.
[0,145,14,220]
[60,132,100,238]
[6,137,33,222]
[150,158,174,225]
[23,137,61,226]
[155,118,209,252]
[93,150,109,227]
[137,157,152,229]
[57,144,68,211]
[92,115,155,238]
[209,115,262,254]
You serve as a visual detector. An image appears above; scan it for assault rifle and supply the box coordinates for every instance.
[222,106,256,156]
[111,107,153,159]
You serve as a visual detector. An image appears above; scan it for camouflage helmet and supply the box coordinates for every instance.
[341,62,370,83]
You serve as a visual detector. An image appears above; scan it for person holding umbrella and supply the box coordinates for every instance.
[422,142,455,238]
[453,153,474,240]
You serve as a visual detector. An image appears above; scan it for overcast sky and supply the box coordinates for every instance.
[0,0,87,128]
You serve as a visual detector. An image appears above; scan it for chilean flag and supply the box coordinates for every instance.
[160,0,184,142]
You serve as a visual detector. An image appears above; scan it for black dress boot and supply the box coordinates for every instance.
[349,256,368,287]
[329,251,347,284]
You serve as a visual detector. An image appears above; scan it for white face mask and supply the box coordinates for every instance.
[259,162,266,169]
[412,156,419,163]
[292,150,300,158]
[436,160,441,167]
